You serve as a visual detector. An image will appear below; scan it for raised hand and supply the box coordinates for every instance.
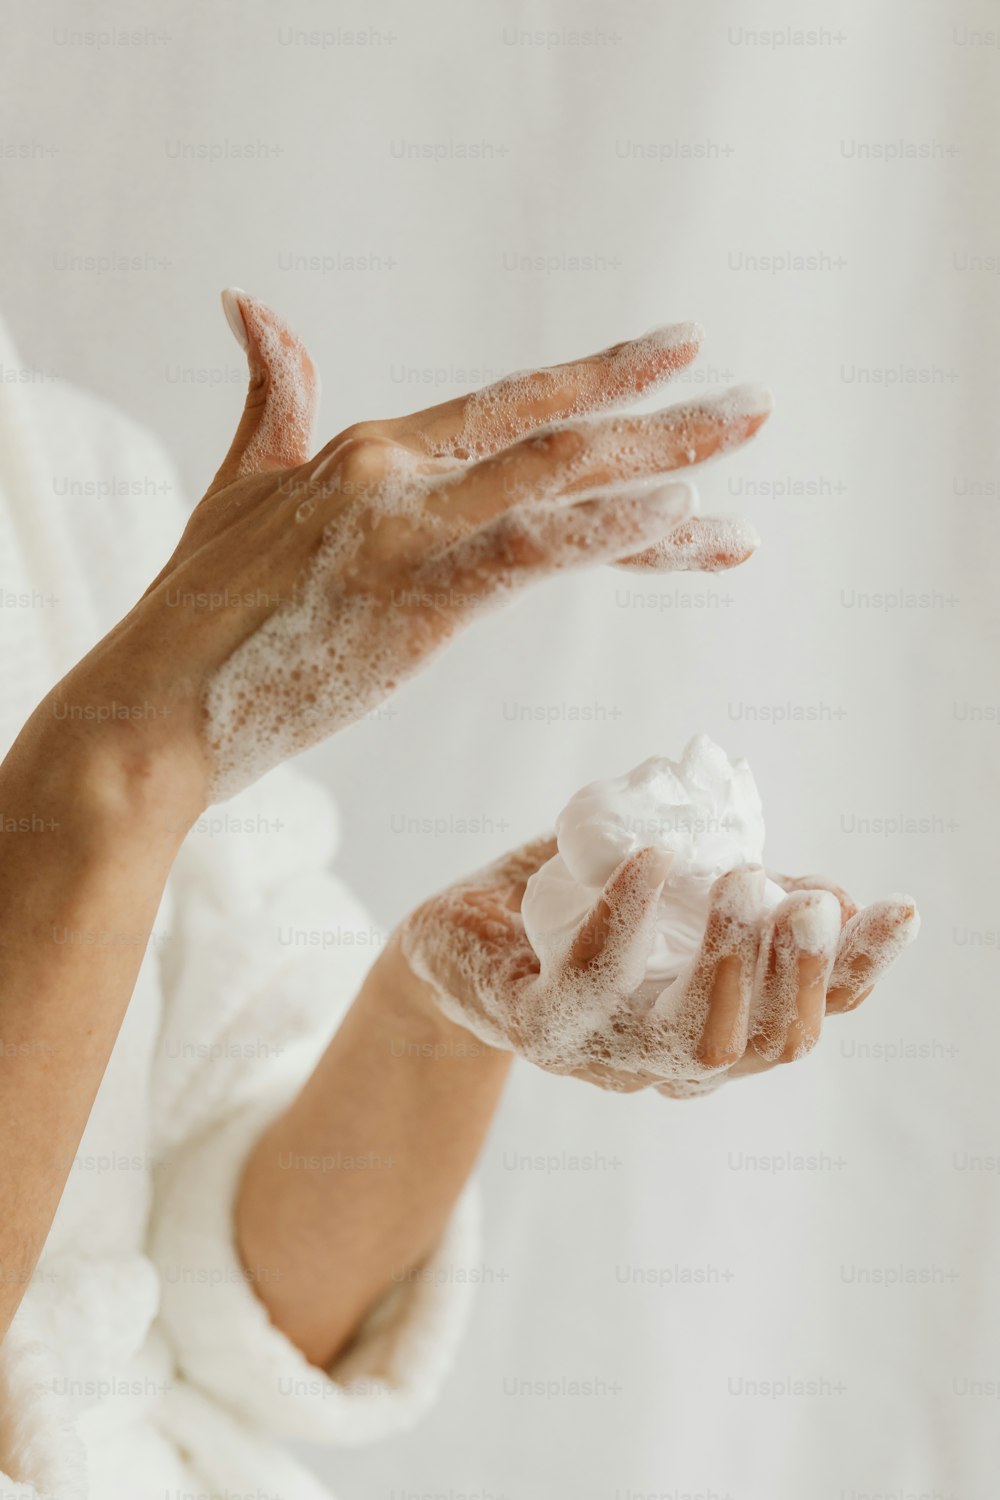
[53,292,771,812]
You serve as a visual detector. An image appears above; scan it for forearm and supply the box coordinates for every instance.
[235,936,513,1369]
[0,705,191,1340]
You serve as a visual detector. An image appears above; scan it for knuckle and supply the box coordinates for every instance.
[313,425,391,487]
[338,419,384,446]
[517,368,563,409]
[484,514,546,569]
[335,433,388,483]
[531,425,585,464]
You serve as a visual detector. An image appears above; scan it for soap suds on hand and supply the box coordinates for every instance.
[402,736,919,1096]
[202,333,770,803]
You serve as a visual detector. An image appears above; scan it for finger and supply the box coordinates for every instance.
[748,890,841,1063]
[503,848,669,1070]
[690,866,767,1067]
[644,865,765,1075]
[209,288,319,491]
[520,475,698,537]
[440,383,774,525]
[826,895,920,1013]
[768,872,860,925]
[567,847,670,991]
[614,514,761,575]
[423,485,699,610]
[399,322,703,459]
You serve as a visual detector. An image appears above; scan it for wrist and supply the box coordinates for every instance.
[367,933,464,1034]
[4,696,203,857]
[367,933,510,1059]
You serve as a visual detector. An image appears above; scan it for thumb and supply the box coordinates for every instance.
[209,287,319,493]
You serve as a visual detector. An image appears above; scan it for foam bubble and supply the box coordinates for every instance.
[788,892,843,953]
[701,382,774,422]
[433,322,705,462]
[401,745,918,1095]
[200,324,769,802]
[644,319,705,351]
[201,466,684,801]
[523,734,785,984]
[827,894,920,1007]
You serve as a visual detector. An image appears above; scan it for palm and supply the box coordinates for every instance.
[402,840,918,1096]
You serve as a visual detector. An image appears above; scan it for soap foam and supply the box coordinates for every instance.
[434,322,705,462]
[225,289,318,474]
[404,738,790,1093]
[522,734,786,984]
[828,894,920,1007]
[201,472,687,801]
[402,741,918,1096]
[615,512,762,574]
[203,378,767,810]
[202,313,770,803]
[402,848,775,1096]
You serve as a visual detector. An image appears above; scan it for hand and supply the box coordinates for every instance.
[398,840,919,1097]
[44,293,771,814]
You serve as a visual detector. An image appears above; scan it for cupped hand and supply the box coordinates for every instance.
[51,293,771,812]
[398,840,919,1097]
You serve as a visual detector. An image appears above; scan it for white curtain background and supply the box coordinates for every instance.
[3,2,998,1495]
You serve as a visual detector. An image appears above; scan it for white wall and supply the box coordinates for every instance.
[3,1,999,1495]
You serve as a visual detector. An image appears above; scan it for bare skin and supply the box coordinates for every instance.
[235,850,916,1369]
[235,946,514,1368]
[0,292,781,1361]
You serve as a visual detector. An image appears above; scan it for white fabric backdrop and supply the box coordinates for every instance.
[3,1,998,1495]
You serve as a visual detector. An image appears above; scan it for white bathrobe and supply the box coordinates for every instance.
[0,318,478,1499]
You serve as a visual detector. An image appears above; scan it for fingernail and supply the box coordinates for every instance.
[681,514,762,565]
[641,320,705,350]
[713,864,765,921]
[731,515,762,549]
[641,480,699,520]
[221,287,250,351]
[700,383,774,421]
[787,892,841,952]
[638,846,673,888]
[885,894,921,941]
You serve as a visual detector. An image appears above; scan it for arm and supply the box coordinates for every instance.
[235,828,916,1373]
[0,713,195,1342]
[0,290,769,1357]
[235,937,511,1369]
